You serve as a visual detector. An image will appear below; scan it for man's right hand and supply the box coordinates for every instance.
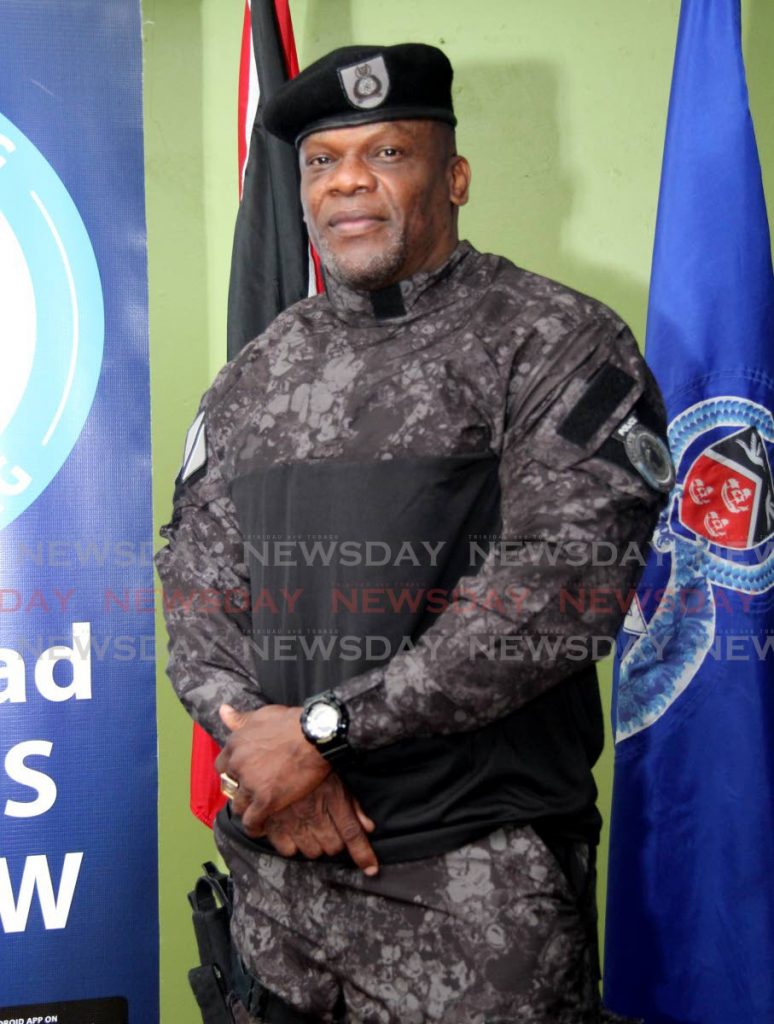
[260,773,379,877]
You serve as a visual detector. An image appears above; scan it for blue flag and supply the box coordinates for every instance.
[604,2,774,1022]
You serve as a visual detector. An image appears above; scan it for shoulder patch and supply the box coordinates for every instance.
[616,414,675,493]
[558,363,636,446]
[180,412,207,483]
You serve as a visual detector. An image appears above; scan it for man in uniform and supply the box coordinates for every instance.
[157,43,670,1024]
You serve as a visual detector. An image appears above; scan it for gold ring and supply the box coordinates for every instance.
[220,771,239,799]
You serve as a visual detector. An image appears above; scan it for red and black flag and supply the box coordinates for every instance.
[227,0,320,360]
[190,0,318,827]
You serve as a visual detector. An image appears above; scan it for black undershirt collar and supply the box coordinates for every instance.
[369,283,407,320]
[322,240,472,325]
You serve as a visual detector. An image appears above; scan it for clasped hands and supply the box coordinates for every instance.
[215,704,379,876]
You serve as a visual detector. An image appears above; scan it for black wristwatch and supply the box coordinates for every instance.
[300,691,352,766]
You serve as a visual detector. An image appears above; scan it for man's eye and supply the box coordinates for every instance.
[307,154,332,167]
[377,147,401,158]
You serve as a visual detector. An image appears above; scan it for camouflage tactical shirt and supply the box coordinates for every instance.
[157,240,668,860]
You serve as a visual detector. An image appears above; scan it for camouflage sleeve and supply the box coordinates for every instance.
[335,315,672,750]
[156,398,265,747]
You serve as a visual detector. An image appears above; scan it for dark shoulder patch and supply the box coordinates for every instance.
[558,363,636,446]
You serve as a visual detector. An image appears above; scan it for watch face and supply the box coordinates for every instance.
[306,702,341,742]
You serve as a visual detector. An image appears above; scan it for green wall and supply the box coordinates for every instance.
[143,2,774,1020]
[144,5,242,1021]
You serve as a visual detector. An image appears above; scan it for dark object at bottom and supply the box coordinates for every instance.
[188,860,322,1024]
[231,949,340,1023]
[0,997,127,1023]
[188,861,235,1023]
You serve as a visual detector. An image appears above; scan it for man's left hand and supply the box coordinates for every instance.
[263,774,379,875]
[215,703,331,835]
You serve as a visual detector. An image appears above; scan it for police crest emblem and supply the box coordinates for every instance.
[338,55,389,110]
[679,425,774,548]
[616,396,774,742]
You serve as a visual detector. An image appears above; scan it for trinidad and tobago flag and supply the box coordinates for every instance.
[226,0,321,360]
[190,0,320,828]
[605,2,774,1022]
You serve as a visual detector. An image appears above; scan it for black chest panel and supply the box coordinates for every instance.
[226,454,603,862]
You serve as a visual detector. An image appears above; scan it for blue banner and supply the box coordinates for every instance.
[0,2,158,1021]
[605,2,774,1022]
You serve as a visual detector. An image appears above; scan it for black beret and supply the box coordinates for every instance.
[263,43,456,146]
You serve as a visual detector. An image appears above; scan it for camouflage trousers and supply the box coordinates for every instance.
[214,821,635,1024]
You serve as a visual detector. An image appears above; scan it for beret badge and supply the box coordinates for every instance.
[339,54,390,110]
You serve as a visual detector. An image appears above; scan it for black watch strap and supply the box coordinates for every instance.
[300,691,353,767]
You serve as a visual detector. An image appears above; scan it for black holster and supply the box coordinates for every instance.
[187,861,235,1023]
[187,862,322,1024]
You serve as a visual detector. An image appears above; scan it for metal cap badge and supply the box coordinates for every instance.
[339,56,390,110]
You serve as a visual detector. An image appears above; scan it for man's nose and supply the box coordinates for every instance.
[328,153,377,194]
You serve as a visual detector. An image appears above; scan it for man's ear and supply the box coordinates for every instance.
[449,155,471,208]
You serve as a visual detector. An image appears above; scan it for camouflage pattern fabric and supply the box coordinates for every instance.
[217,821,630,1024]
[157,241,667,751]
[157,241,666,1022]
